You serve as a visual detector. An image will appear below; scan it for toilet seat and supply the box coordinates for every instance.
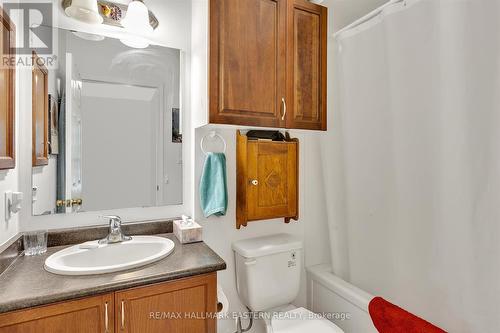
[269,307,344,333]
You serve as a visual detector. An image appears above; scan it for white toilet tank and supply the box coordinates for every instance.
[232,234,303,311]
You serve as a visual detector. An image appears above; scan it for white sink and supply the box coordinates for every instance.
[44,236,175,276]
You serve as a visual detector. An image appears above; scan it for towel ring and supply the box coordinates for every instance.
[200,131,227,155]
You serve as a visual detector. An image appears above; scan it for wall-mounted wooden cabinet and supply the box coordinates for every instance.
[0,273,217,333]
[32,51,49,167]
[209,0,327,131]
[236,131,298,229]
[0,7,16,170]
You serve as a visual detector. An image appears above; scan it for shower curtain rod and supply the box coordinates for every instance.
[334,0,406,38]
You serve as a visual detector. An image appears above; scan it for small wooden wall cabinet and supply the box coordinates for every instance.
[236,131,299,229]
[0,273,217,333]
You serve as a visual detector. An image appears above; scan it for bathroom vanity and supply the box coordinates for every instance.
[0,274,217,333]
[0,222,226,333]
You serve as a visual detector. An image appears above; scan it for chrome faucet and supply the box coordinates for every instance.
[99,215,132,245]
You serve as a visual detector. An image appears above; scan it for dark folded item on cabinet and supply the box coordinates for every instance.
[246,130,285,141]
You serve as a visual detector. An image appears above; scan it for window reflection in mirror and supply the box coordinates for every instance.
[31,28,182,216]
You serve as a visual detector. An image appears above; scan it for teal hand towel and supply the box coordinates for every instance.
[200,153,228,217]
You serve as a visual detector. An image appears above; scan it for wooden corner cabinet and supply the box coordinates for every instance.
[236,131,298,229]
[0,273,217,333]
[209,0,327,131]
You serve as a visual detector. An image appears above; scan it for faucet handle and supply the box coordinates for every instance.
[98,215,131,245]
[100,215,122,226]
[101,215,121,220]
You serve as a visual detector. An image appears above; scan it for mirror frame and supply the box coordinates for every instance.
[0,6,16,170]
[32,51,49,167]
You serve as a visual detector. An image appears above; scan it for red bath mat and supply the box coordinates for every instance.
[368,297,447,333]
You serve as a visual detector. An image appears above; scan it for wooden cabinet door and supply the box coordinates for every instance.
[210,0,287,127]
[247,140,298,222]
[286,0,327,130]
[0,294,114,333]
[32,51,49,166]
[115,273,217,333]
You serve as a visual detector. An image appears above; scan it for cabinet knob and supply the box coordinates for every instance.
[251,179,258,186]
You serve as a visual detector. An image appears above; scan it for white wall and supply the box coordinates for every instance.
[327,0,388,30]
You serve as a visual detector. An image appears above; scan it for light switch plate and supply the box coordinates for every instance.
[5,191,23,221]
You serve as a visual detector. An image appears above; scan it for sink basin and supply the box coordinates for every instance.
[44,236,175,275]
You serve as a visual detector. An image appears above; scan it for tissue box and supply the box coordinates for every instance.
[173,219,203,244]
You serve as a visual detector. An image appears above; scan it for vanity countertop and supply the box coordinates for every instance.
[0,234,226,314]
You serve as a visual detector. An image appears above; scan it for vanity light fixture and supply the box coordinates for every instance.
[120,0,153,48]
[65,0,103,24]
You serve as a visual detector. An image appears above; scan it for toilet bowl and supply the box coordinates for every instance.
[232,234,344,333]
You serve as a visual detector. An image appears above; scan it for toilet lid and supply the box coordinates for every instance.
[271,307,344,333]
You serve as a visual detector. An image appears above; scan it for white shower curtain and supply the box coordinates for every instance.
[323,0,500,332]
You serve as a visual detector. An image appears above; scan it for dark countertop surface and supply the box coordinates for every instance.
[0,234,226,314]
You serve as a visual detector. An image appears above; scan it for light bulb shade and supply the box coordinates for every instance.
[65,0,103,24]
[121,1,153,36]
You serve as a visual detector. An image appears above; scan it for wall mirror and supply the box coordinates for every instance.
[31,27,183,216]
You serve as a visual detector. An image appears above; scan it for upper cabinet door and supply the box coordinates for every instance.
[287,0,328,130]
[210,0,287,128]
[0,7,15,170]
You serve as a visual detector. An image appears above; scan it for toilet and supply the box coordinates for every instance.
[232,234,344,333]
